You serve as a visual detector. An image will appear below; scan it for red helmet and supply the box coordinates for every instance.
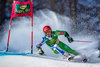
[43,26,52,32]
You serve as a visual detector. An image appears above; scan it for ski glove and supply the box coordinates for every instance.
[36,47,44,55]
[68,37,74,43]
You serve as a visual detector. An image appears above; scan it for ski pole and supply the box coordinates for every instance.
[74,40,92,43]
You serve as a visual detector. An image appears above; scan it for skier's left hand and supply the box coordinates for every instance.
[68,37,74,43]
[36,46,44,55]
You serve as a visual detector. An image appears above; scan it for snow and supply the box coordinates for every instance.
[0,55,100,67]
[0,9,100,67]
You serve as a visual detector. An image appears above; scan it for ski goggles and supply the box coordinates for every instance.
[44,30,52,35]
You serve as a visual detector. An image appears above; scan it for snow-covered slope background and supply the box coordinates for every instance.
[0,55,100,67]
[0,10,100,67]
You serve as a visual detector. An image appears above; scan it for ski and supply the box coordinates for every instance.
[65,55,88,63]
[0,50,88,63]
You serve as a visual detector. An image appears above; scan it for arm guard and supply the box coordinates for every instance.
[36,37,46,55]
[55,30,73,43]
[36,37,46,48]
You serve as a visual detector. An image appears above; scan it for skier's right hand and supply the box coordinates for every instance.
[36,46,44,55]
[68,37,74,43]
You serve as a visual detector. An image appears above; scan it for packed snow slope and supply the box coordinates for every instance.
[0,9,100,67]
[0,55,100,67]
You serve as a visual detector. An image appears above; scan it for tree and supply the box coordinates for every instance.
[68,0,77,20]
[0,0,6,25]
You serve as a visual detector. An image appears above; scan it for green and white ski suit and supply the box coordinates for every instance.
[36,30,79,56]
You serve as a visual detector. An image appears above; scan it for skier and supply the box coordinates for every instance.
[36,25,87,62]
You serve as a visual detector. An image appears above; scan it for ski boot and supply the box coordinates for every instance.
[82,58,87,63]
[81,54,87,62]
[64,54,73,61]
